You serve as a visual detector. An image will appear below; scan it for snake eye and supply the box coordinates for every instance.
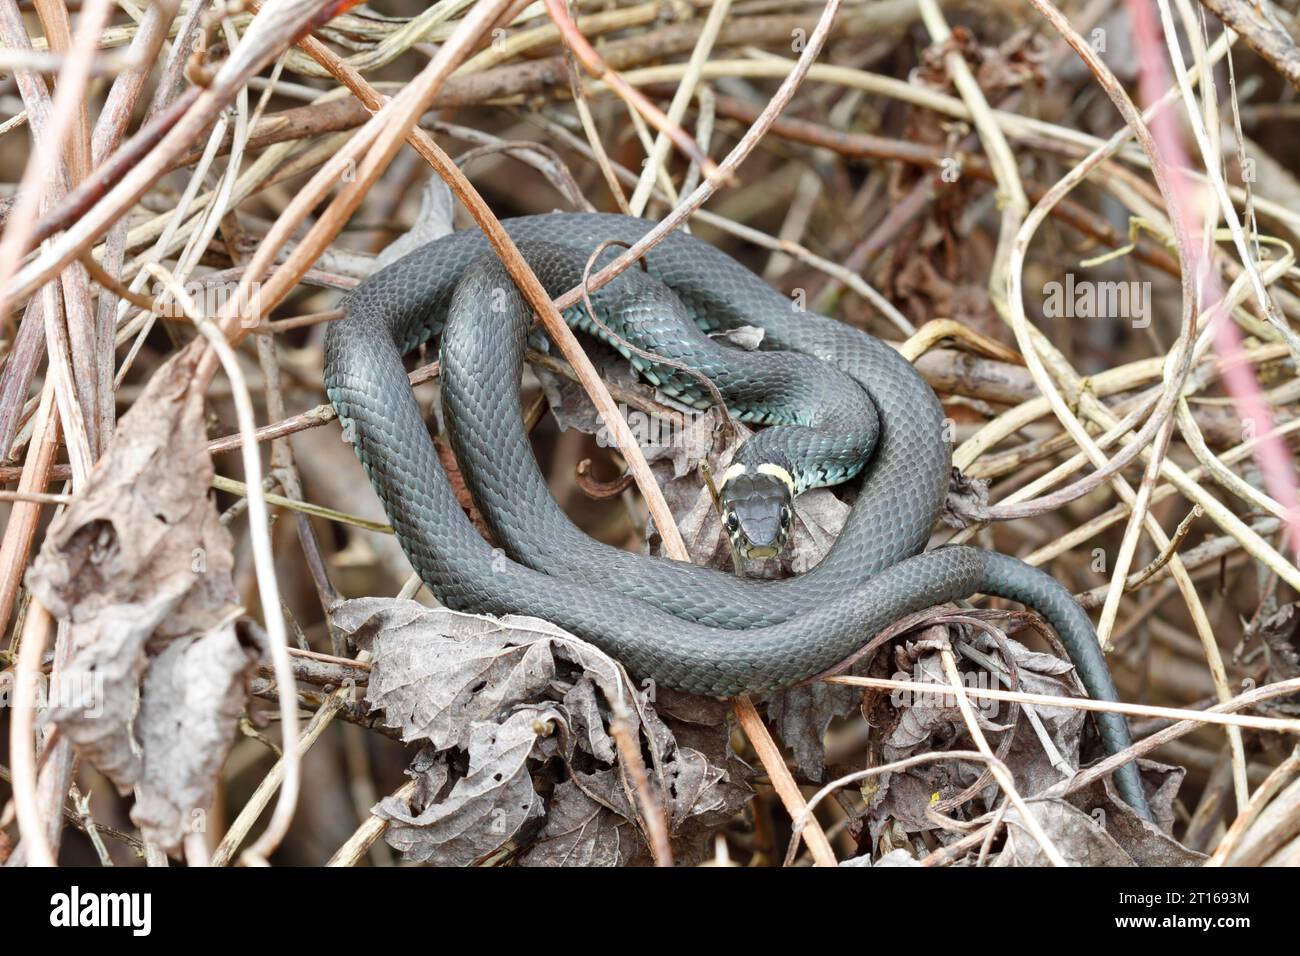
[780,507,791,527]
[725,512,739,532]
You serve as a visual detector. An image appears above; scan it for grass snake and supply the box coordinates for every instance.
[324,212,1152,820]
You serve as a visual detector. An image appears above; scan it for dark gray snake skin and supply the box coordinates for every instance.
[324,212,1151,819]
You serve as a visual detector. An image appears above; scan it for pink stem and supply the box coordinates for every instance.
[1126,0,1300,557]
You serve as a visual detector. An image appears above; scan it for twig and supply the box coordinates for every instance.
[732,695,837,867]
[626,0,732,215]
[823,674,1300,734]
[0,0,112,297]
[1151,0,1300,555]
[1077,506,1203,610]
[148,264,300,866]
[211,664,364,867]
[3,0,346,311]
[1036,677,1300,805]
[1207,745,1300,865]
[1198,0,1300,92]
[326,778,416,867]
[544,0,723,187]
[545,1,846,312]
[609,713,672,867]
[9,599,55,865]
[938,646,1066,865]
[0,380,60,640]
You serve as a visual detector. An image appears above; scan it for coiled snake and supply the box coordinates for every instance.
[324,212,1151,820]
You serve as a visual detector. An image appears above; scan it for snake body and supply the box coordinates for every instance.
[324,212,1151,819]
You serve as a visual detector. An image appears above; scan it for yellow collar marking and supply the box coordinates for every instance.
[756,463,795,494]
[719,463,748,488]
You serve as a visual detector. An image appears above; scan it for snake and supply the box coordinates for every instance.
[324,212,1152,820]
[469,238,881,561]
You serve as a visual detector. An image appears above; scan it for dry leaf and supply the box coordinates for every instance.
[1066,761,1194,861]
[994,799,1136,867]
[333,598,752,866]
[767,680,861,782]
[375,710,552,866]
[862,627,1089,841]
[131,624,259,851]
[1254,603,1300,712]
[26,354,244,846]
[841,848,921,867]
[518,779,640,867]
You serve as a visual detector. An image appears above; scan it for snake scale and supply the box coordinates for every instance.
[324,212,1151,820]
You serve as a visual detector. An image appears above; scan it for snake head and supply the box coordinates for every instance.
[718,464,795,560]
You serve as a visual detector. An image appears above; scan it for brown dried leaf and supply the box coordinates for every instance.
[535,342,645,437]
[375,711,552,866]
[28,354,237,639]
[43,612,156,789]
[999,758,1199,866]
[767,680,860,782]
[943,467,990,529]
[131,624,259,852]
[1254,603,1300,712]
[337,599,629,747]
[1066,759,1193,858]
[333,598,752,866]
[27,353,241,799]
[994,799,1136,867]
[865,630,1088,839]
[841,848,921,867]
[517,779,641,867]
